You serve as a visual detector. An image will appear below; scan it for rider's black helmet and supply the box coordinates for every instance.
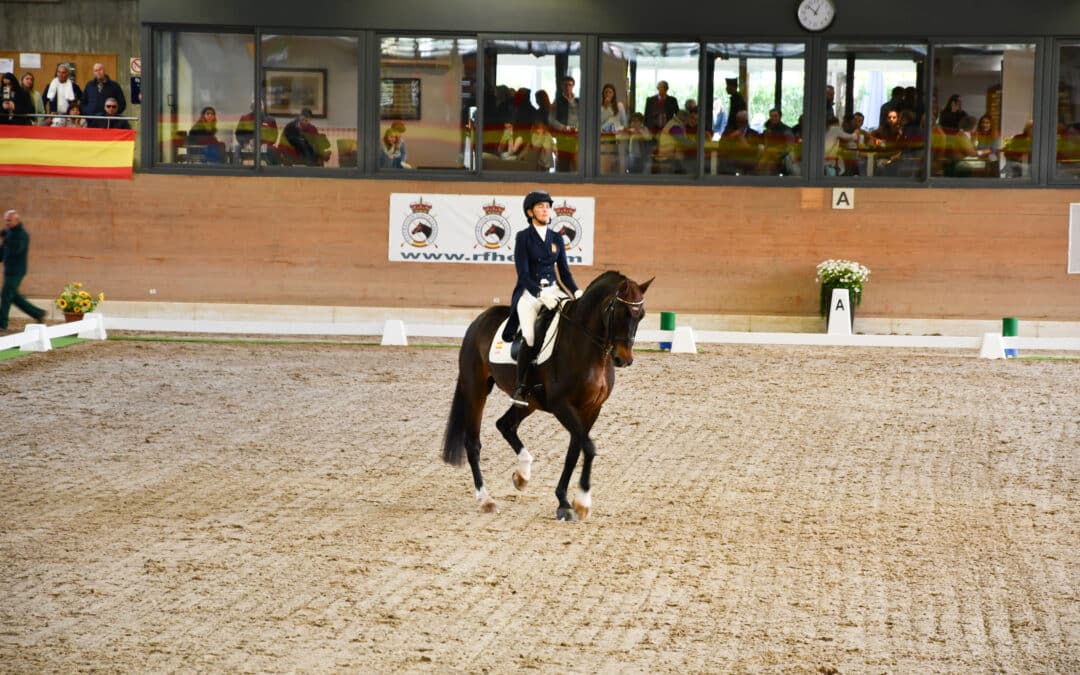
[523,190,554,220]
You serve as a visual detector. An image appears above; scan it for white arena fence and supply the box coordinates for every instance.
[2,313,1077,359]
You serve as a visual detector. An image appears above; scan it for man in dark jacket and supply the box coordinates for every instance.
[1,210,47,330]
[82,63,127,129]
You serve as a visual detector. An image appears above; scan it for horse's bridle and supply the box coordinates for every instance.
[561,289,645,354]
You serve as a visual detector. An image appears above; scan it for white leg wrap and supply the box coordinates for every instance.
[575,491,591,510]
[517,447,533,482]
[475,486,491,504]
[517,293,541,347]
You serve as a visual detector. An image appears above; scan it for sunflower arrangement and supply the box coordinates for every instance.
[56,282,105,314]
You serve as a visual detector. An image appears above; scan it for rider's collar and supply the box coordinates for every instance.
[532,223,549,238]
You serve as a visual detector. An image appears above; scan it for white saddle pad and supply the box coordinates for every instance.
[490,310,562,365]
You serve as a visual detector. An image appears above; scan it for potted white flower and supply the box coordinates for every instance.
[816,259,870,329]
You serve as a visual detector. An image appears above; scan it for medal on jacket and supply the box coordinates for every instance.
[551,243,557,253]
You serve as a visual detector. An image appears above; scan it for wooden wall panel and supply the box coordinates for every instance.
[8,175,1080,321]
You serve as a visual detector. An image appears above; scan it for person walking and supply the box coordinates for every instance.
[502,191,583,406]
[1,209,47,330]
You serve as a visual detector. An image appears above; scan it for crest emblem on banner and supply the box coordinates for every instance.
[401,197,438,248]
[552,200,582,250]
[474,199,511,249]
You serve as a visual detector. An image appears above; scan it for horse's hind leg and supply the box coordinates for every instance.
[496,405,534,491]
[465,378,497,513]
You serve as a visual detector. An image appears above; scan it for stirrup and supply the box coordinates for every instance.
[510,386,530,407]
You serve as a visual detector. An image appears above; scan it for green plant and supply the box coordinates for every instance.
[55,282,104,314]
[816,259,870,317]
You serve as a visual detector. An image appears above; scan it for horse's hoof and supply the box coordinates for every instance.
[479,497,498,513]
[555,507,578,522]
[573,501,591,521]
[512,470,528,491]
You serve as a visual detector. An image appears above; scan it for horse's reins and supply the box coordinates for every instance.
[558,291,644,355]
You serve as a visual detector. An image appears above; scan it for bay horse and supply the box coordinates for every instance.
[441,270,653,520]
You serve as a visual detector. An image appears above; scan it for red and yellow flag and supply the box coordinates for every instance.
[0,126,136,179]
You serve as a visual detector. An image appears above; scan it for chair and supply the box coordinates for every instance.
[337,139,358,168]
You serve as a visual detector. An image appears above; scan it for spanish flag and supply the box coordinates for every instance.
[0,126,136,179]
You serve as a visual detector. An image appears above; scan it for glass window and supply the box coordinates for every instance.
[153,31,255,167]
[932,44,1036,180]
[1055,44,1080,182]
[481,40,581,174]
[707,43,805,177]
[825,44,926,180]
[600,41,698,176]
[378,37,477,171]
[261,34,359,169]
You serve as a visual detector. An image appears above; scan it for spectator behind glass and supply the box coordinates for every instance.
[101,97,131,130]
[519,119,555,172]
[21,73,44,125]
[82,63,126,129]
[624,111,651,174]
[599,83,627,174]
[186,106,223,162]
[0,72,33,125]
[280,107,331,166]
[552,76,579,172]
[938,94,966,132]
[44,64,82,120]
[533,89,552,127]
[973,114,1000,162]
[235,102,278,152]
[379,121,412,169]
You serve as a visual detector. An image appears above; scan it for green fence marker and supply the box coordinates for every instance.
[1002,317,1019,357]
[660,311,675,351]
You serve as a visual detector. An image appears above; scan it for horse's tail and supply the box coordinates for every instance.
[441,377,469,466]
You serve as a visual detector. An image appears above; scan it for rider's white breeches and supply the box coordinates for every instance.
[517,292,541,346]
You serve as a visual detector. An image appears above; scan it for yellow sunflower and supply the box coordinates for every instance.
[98,292,105,301]
[73,282,83,289]
[79,290,91,299]
[57,298,68,310]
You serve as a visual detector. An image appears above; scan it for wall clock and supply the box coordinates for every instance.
[797,0,836,32]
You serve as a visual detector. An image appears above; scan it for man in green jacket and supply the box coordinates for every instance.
[1,209,47,330]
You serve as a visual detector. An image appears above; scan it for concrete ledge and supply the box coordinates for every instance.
[27,299,1079,339]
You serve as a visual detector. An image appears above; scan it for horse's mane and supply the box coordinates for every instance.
[583,270,626,297]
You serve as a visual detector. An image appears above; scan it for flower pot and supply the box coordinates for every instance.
[63,312,84,323]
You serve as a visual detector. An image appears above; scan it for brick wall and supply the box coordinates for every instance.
[10,175,1080,320]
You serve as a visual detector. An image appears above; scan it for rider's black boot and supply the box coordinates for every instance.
[510,341,534,406]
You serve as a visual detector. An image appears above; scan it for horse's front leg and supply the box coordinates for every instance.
[496,404,535,491]
[551,404,597,521]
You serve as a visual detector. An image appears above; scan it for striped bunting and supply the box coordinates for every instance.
[0,126,136,179]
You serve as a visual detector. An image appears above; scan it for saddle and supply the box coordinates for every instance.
[490,305,562,366]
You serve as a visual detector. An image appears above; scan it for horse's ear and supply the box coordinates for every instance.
[637,277,655,294]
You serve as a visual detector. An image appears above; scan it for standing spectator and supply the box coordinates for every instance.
[599,83,627,174]
[101,98,131,130]
[1,209,47,331]
[0,72,33,125]
[722,78,747,135]
[551,76,579,172]
[82,63,126,129]
[878,86,904,129]
[938,94,966,132]
[44,63,82,121]
[825,85,836,120]
[533,89,552,128]
[644,81,679,173]
[624,111,651,174]
[21,73,45,125]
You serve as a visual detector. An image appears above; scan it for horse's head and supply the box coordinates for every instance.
[606,276,653,367]
[412,222,431,237]
[484,223,504,238]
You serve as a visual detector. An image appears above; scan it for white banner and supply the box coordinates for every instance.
[389,193,594,265]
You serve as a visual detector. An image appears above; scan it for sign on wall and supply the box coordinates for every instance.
[1070,203,1080,274]
[389,193,594,265]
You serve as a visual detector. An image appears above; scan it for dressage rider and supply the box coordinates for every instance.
[504,190,583,406]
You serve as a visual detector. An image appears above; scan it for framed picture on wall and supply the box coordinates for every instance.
[264,67,327,118]
[381,77,421,120]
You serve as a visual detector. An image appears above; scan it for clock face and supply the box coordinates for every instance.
[797,0,836,31]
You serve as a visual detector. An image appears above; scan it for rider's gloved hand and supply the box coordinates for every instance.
[539,285,562,309]
[573,289,583,299]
